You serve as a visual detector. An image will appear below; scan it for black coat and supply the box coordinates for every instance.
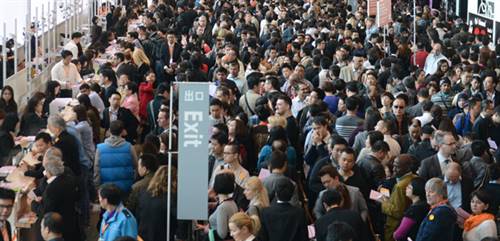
[418,155,443,181]
[102,107,139,144]
[19,112,47,136]
[315,207,369,241]
[54,130,81,176]
[260,203,308,241]
[137,190,173,241]
[32,174,80,241]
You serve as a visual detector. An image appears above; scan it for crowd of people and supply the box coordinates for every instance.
[0,0,500,240]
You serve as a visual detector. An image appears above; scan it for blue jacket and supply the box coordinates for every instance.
[415,204,457,241]
[99,203,137,241]
[96,136,135,193]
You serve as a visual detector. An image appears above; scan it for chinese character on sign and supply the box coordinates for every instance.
[195,91,204,101]
[184,90,194,102]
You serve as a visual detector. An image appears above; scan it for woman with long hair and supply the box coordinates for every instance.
[77,94,101,144]
[132,48,151,82]
[243,177,270,216]
[229,212,261,241]
[43,80,61,115]
[19,92,46,136]
[0,85,17,114]
[137,166,177,241]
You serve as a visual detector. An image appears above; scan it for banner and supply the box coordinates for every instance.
[177,82,210,220]
[367,0,377,17]
[377,0,392,27]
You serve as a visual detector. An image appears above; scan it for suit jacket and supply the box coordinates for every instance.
[315,207,370,241]
[163,43,182,66]
[260,203,308,241]
[54,131,81,176]
[418,154,443,181]
[358,155,386,190]
[33,174,80,241]
[102,107,139,144]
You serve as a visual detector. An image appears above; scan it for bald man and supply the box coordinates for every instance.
[444,162,473,212]
[378,154,417,241]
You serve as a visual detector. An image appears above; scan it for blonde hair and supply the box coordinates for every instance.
[147,166,177,197]
[267,115,287,129]
[132,48,151,66]
[229,212,261,235]
[245,177,270,208]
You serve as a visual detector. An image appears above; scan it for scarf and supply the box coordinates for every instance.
[463,213,495,232]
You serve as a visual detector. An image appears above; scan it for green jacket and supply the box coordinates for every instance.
[382,173,417,241]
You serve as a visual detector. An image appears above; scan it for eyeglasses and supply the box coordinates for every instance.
[393,105,405,109]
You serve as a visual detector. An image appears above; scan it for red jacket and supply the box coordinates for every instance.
[138,82,154,121]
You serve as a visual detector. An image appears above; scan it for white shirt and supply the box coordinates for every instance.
[415,112,433,126]
[437,151,451,175]
[291,97,306,117]
[423,53,449,75]
[63,40,79,60]
[244,235,256,241]
[51,60,82,87]
[88,91,105,117]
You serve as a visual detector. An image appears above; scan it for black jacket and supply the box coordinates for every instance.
[32,173,80,241]
[0,221,12,241]
[260,203,308,241]
[315,207,369,241]
[54,130,81,176]
[102,107,139,144]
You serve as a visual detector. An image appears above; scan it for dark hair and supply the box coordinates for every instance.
[210,98,223,107]
[126,82,138,94]
[342,147,355,156]
[61,50,73,58]
[329,135,348,149]
[79,83,90,90]
[100,68,117,84]
[109,120,124,136]
[275,178,295,202]
[326,222,356,241]
[470,189,492,213]
[409,177,426,201]
[269,150,287,170]
[211,132,229,145]
[322,189,342,206]
[25,92,46,114]
[42,212,64,234]
[114,52,125,62]
[99,183,123,206]
[45,81,61,100]
[0,188,15,201]
[71,32,82,39]
[247,73,264,90]
[345,96,359,111]
[367,130,384,147]
[267,126,287,145]
[471,140,488,157]
[312,88,326,100]
[213,172,235,195]
[140,153,159,173]
[73,105,88,122]
[276,94,292,107]
[372,140,390,153]
[1,85,15,104]
[318,165,340,179]
[77,94,92,109]
[35,132,52,144]
[157,83,170,95]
